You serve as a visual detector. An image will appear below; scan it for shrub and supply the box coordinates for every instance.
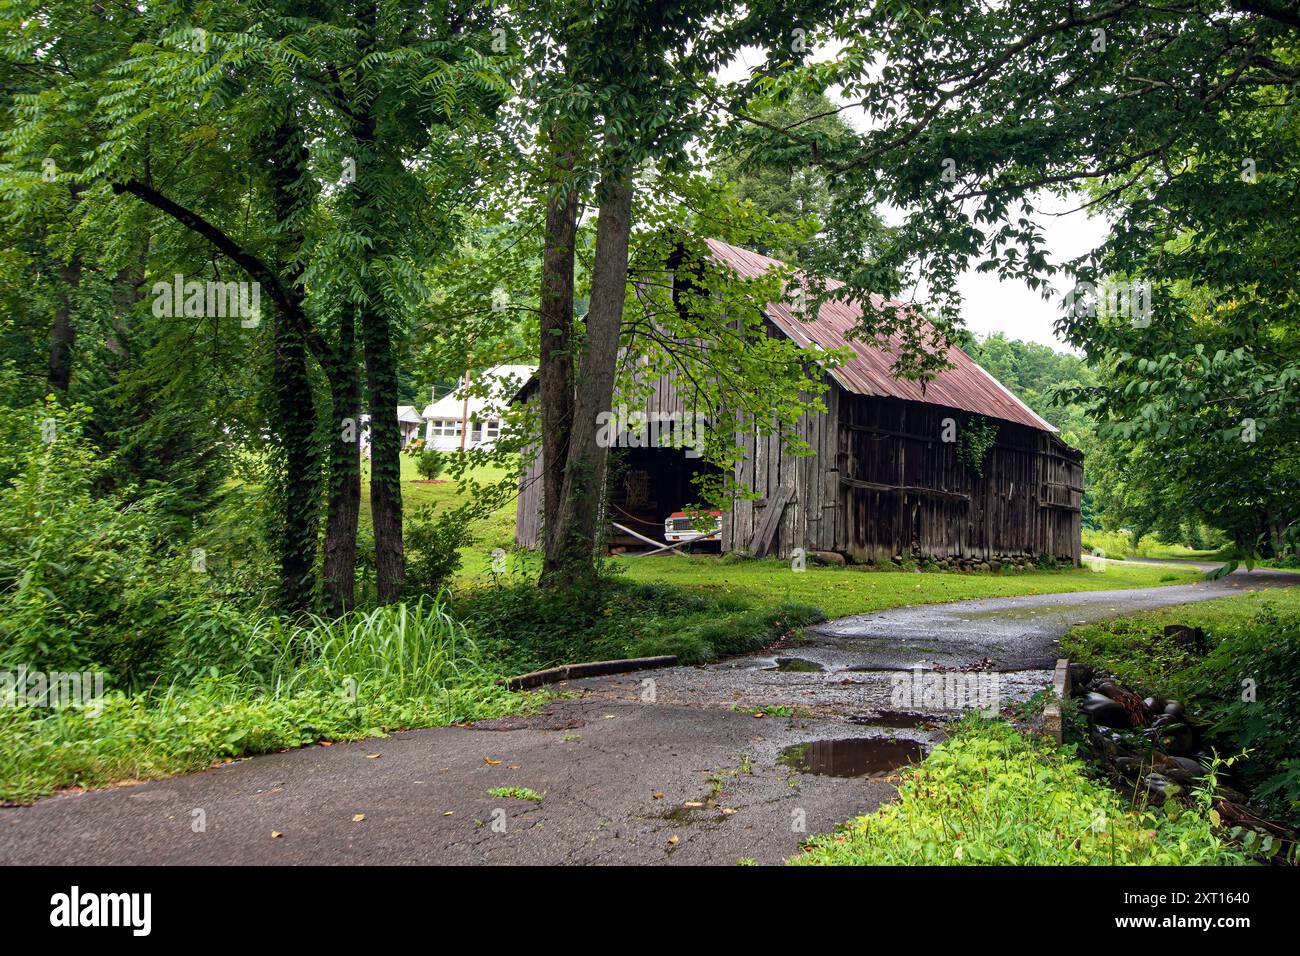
[415,449,446,480]
[404,505,474,597]
[0,402,252,688]
[792,719,1252,865]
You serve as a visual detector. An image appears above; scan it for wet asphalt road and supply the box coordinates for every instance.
[803,562,1300,671]
[2,564,1296,866]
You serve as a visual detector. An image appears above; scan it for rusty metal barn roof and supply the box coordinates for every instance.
[705,238,1057,433]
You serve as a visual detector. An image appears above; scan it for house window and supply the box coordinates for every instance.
[486,419,501,440]
[429,419,462,437]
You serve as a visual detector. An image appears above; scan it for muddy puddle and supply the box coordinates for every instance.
[775,657,824,673]
[848,710,946,729]
[777,737,926,778]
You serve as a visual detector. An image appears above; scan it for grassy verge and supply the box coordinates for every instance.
[1061,587,1300,826]
[455,572,826,672]
[611,553,1200,619]
[454,557,1200,673]
[791,719,1252,865]
[0,599,528,804]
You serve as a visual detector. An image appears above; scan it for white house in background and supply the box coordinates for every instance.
[422,364,534,451]
[359,406,426,456]
[396,406,424,447]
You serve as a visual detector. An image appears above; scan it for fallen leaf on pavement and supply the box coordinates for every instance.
[271,831,283,839]
[352,814,365,822]
[483,758,501,765]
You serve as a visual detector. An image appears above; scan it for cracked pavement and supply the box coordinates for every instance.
[2,563,1295,865]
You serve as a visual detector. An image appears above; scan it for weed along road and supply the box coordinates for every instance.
[2,566,1296,866]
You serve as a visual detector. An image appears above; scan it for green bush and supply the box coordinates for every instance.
[0,402,253,688]
[404,505,473,598]
[415,449,446,480]
[792,720,1252,866]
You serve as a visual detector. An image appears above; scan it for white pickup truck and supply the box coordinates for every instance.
[663,510,722,544]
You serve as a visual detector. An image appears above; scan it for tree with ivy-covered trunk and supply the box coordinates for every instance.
[1,0,511,610]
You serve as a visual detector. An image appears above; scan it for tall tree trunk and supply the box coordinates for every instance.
[538,134,580,548]
[266,119,324,613]
[47,258,81,395]
[351,0,404,602]
[361,296,404,602]
[272,312,320,612]
[541,168,633,588]
[322,305,362,615]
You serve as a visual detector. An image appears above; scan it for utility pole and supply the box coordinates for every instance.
[458,367,470,451]
[459,340,474,451]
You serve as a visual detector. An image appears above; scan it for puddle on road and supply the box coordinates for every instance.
[775,657,824,673]
[848,710,943,729]
[777,738,926,778]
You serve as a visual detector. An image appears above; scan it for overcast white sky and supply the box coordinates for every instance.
[716,45,1114,352]
[953,199,1110,351]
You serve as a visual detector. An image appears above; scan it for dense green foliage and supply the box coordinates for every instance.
[1062,589,1300,826]
[0,402,261,688]
[793,720,1252,866]
[0,599,523,803]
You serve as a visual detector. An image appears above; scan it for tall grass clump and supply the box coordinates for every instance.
[254,596,494,699]
[0,597,523,804]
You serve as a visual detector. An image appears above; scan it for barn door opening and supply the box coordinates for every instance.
[606,446,721,552]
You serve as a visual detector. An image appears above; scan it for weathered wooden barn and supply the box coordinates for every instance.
[515,239,1083,566]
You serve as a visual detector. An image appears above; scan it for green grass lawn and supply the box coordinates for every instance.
[377,459,1205,616]
[362,454,518,571]
[606,553,1201,619]
[1080,529,1229,562]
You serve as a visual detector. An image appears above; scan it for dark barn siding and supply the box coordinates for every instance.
[722,387,1082,564]
[515,383,1084,563]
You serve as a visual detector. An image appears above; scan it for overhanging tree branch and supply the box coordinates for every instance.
[109,178,330,361]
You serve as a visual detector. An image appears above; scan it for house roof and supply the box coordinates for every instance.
[704,239,1057,433]
[396,405,424,424]
[424,364,536,420]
